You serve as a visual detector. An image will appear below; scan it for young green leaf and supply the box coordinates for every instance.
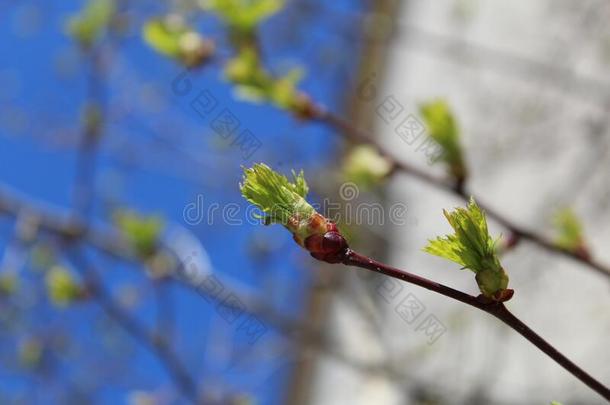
[143,17,214,68]
[67,0,116,49]
[419,99,467,182]
[424,198,511,301]
[240,163,348,261]
[240,163,313,228]
[224,48,305,111]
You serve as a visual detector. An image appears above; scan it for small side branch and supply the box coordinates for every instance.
[312,107,610,281]
[70,252,200,404]
[342,249,610,402]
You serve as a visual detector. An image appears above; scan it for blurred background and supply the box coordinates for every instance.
[1,0,609,404]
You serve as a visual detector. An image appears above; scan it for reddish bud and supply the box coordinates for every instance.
[305,231,348,264]
[321,231,347,254]
[493,288,514,302]
[310,251,345,264]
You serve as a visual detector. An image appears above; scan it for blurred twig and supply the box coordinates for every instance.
[73,46,107,218]
[0,186,412,385]
[153,279,176,340]
[69,250,200,403]
[308,104,610,280]
[342,249,610,401]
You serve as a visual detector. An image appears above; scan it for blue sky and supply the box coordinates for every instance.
[0,0,367,403]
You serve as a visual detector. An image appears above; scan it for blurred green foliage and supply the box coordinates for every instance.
[18,338,43,369]
[143,17,214,68]
[67,0,116,49]
[0,273,18,296]
[45,266,82,307]
[200,0,307,111]
[225,47,304,111]
[114,211,165,258]
[342,145,392,189]
[200,0,285,33]
[553,208,586,252]
[419,99,467,182]
[30,244,56,270]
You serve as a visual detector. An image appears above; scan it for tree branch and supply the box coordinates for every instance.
[309,106,610,280]
[73,43,109,218]
[69,251,200,403]
[0,186,411,391]
[342,248,610,402]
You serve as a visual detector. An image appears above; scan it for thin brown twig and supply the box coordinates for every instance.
[4,180,607,399]
[69,251,200,404]
[309,105,610,280]
[341,248,610,402]
[73,47,106,218]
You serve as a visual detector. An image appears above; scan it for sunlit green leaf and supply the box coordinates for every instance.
[240,163,332,247]
[424,198,510,299]
[240,163,312,226]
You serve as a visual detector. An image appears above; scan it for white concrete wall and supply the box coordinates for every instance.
[309,1,610,404]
